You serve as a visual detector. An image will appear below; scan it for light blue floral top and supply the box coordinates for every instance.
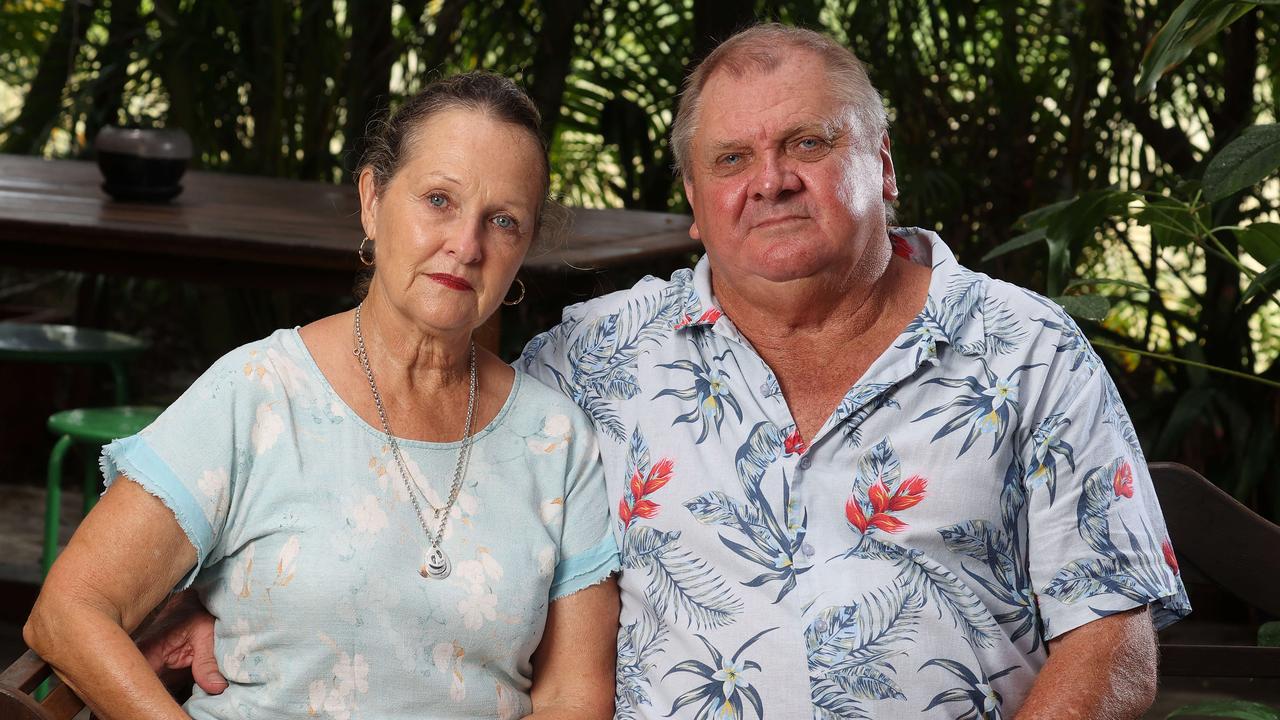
[519,228,1189,720]
[101,328,619,720]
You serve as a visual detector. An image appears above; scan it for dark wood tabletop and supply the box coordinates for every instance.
[0,154,697,293]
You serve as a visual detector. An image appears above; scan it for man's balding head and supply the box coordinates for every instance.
[671,23,888,177]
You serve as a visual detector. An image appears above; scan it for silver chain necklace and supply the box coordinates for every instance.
[353,302,476,580]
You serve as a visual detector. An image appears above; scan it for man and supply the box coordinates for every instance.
[149,23,1187,719]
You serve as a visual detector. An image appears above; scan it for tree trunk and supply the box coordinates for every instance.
[1,0,95,154]
[342,0,394,173]
[85,0,143,147]
[528,0,590,142]
[298,0,339,181]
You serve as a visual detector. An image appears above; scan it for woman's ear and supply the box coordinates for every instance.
[357,168,380,239]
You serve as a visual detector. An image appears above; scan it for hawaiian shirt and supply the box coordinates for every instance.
[519,227,1189,720]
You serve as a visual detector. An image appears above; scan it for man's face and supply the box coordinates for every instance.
[683,51,897,292]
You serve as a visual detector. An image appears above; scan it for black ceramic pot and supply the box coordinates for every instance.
[95,127,193,202]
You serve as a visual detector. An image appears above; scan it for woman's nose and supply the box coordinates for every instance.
[447,220,484,263]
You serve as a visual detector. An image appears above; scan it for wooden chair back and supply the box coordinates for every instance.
[1149,462,1280,677]
[0,650,87,720]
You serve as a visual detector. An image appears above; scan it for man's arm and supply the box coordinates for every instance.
[1015,606,1158,720]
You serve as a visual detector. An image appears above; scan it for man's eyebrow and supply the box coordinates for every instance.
[780,119,845,140]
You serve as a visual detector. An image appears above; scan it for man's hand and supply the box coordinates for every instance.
[136,593,227,696]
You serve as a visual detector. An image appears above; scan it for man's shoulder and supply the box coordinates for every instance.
[519,267,696,368]
[562,267,696,324]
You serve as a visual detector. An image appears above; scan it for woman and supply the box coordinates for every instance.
[24,72,620,719]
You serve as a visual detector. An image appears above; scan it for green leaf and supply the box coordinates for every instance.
[1014,197,1076,230]
[1204,124,1280,201]
[1137,0,1256,99]
[1052,294,1110,321]
[1166,699,1280,720]
[1260,621,1280,648]
[982,227,1046,262]
[1136,197,1201,249]
[1064,277,1155,293]
[1044,190,1136,247]
[1241,259,1280,305]
[1236,222,1280,267]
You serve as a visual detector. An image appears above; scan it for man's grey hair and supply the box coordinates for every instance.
[671,23,889,177]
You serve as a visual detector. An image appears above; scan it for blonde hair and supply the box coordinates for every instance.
[671,23,887,175]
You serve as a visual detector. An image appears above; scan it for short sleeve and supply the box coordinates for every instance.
[1025,326,1191,640]
[547,409,620,601]
[100,343,267,590]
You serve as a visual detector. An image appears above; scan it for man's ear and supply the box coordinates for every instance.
[357,168,380,239]
[879,132,898,202]
[683,178,700,240]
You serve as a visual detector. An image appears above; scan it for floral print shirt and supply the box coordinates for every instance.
[102,328,618,719]
[519,228,1189,720]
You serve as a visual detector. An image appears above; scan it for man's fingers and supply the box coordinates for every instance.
[189,621,228,694]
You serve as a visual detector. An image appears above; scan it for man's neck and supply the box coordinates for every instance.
[713,252,916,357]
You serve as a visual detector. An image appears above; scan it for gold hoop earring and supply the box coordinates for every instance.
[502,277,526,306]
[358,236,375,267]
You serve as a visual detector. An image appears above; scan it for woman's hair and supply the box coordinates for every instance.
[359,71,549,196]
[354,71,570,299]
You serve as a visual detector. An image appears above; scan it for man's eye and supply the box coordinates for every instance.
[427,193,448,207]
[492,215,517,230]
[796,138,824,151]
[718,153,742,166]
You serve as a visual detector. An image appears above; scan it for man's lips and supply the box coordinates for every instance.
[751,215,809,230]
[428,273,473,291]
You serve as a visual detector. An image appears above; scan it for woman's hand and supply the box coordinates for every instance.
[23,477,199,720]
[527,576,621,719]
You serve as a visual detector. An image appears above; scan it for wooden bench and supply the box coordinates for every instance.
[2,462,1277,717]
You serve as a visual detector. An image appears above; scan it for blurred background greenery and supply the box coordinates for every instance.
[0,0,1277,527]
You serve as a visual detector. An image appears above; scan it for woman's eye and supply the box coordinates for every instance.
[427,193,448,208]
[492,215,516,230]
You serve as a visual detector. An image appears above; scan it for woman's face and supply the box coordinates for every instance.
[359,108,545,335]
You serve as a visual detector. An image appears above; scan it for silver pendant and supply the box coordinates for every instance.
[421,546,451,579]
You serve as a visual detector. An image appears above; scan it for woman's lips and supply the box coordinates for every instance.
[428,273,473,291]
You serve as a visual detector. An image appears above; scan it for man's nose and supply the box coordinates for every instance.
[749,152,802,201]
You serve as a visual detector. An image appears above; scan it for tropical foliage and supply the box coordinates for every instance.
[2,0,1279,521]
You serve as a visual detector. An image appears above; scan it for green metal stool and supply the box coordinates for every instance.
[43,405,163,576]
[0,322,149,406]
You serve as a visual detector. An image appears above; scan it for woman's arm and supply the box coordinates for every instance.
[527,576,620,719]
[23,477,199,720]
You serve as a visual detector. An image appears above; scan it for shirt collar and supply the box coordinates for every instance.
[672,255,722,330]
[672,227,974,338]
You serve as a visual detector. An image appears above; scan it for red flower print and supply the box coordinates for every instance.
[888,475,928,511]
[673,308,722,329]
[784,429,808,456]
[1113,462,1134,499]
[845,497,868,533]
[1162,539,1180,575]
[620,459,676,529]
[891,234,914,259]
[847,476,928,535]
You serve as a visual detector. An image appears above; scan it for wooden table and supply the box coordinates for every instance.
[0,154,697,293]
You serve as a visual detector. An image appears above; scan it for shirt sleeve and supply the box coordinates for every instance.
[1024,321,1191,640]
[100,344,264,591]
[548,407,620,602]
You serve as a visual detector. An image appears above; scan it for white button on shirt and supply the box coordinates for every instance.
[520,228,1188,720]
